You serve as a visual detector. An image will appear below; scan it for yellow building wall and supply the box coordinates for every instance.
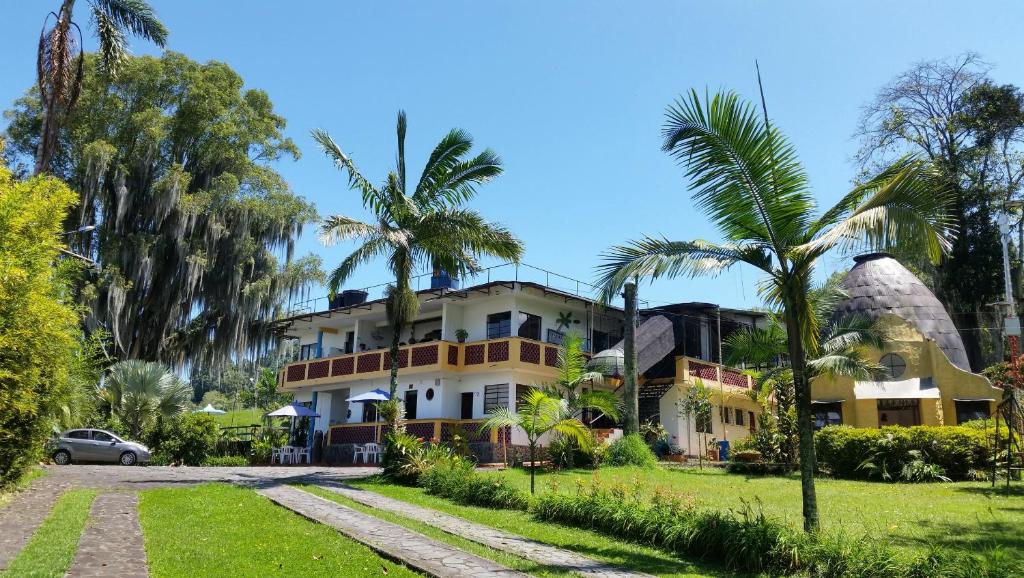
[811,315,1000,428]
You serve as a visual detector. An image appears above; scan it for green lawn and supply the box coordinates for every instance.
[345,478,731,577]
[212,407,264,428]
[138,483,422,578]
[1,489,96,578]
[0,467,46,509]
[466,466,1024,558]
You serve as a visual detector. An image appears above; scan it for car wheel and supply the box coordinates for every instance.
[119,451,137,466]
[52,450,71,465]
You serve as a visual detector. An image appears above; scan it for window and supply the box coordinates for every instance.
[592,330,611,352]
[67,430,89,439]
[546,328,565,345]
[515,384,533,412]
[299,343,317,361]
[517,312,542,341]
[487,312,511,339]
[812,402,843,430]
[879,353,907,379]
[748,411,757,432]
[484,383,509,414]
[735,408,744,426]
[955,400,990,424]
[363,402,378,423]
[722,406,730,424]
[92,431,115,442]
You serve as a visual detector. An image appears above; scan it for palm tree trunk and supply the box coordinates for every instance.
[529,441,536,494]
[784,311,819,532]
[623,281,640,434]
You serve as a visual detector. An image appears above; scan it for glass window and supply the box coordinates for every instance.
[67,430,89,439]
[879,353,907,379]
[487,312,511,339]
[813,402,843,430]
[735,408,744,426]
[91,431,115,442]
[955,400,990,424]
[515,384,533,412]
[517,312,541,341]
[722,406,730,424]
[484,383,509,414]
[299,343,317,361]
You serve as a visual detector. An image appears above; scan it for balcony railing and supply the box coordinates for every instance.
[678,356,752,389]
[278,337,566,390]
[326,418,508,445]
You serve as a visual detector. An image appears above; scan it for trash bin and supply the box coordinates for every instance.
[717,440,730,462]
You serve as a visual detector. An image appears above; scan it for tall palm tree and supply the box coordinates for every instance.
[597,89,954,531]
[35,0,168,174]
[484,388,590,494]
[313,111,524,411]
[99,360,191,438]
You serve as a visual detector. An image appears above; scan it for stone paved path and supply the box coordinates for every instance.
[259,485,526,578]
[66,492,148,578]
[318,483,653,578]
[0,482,64,571]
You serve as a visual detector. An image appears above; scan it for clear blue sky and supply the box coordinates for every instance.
[4,1,1024,310]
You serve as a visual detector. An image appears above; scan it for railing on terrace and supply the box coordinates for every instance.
[282,262,604,318]
[679,356,753,389]
[327,418,509,445]
[278,336,569,389]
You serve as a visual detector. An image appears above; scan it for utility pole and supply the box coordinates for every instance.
[623,281,640,435]
[999,212,1021,360]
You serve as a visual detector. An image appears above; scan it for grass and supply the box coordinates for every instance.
[0,489,97,578]
[470,465,1024,559]
[0,467,47,509]
[138,483,423,578]
[346,478,731,577]
[212,407,264,428]
[299,484,580,577]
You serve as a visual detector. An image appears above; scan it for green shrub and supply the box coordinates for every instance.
[815,425,989,481]
[156,413,218,466]
[201,455,248,467]
[419,461,531,510]
[604,433,657,468]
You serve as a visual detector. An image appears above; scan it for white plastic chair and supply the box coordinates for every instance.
[295,446,310,464]
[281,446,297,465]
[352,444,367,464]
[271,446,283,464]
[364,443,381,464]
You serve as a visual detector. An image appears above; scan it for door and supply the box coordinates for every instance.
[461,392,474,420]
[344,331,355,354]
[405,390,418,420]
[63,429,92,459]
[877,399,920,427]
[90,430,121,462]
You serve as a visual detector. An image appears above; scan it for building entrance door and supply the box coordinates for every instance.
[460,392,474,420]
[877,399,920,427]
[405,390,418,420]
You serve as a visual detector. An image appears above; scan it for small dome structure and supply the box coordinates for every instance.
[587,347,624,378]
[834,253,970,371]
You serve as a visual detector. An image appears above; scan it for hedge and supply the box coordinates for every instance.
[815,425,990,481]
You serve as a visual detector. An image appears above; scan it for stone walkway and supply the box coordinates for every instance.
[67,492,148,578]
[259,485,526,578]
[317,483,653,578]
[0,482,63,571]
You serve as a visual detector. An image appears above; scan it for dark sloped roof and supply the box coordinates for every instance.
[834,253,970,371]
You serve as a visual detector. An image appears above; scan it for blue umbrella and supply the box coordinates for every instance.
[347,389,390,442]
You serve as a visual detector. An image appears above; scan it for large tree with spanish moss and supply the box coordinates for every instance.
[5,52,321,368]
[313,111,524,410]
[597,89,954,531]
[34,0,168,175]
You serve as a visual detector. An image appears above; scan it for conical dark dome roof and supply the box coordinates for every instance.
[834,253,970,371]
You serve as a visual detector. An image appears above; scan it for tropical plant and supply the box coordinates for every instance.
[677,379,714,469]
[597,89,954,529]
[313,111,523,410]
[34,0,168,174]
[98,360,191,438]
[155,412,219,466]
[0,151,96,488]
[543,332,621,423]
[6,53,322,368]
[483,389,590,493]
[604,433,658,467]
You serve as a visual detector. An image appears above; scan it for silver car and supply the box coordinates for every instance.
[51,429,151,466]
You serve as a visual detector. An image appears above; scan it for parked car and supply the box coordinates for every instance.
[49,428,151,466]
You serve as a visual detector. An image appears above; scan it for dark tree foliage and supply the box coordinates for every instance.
[857,54,1024,369]
[5,52,321,368]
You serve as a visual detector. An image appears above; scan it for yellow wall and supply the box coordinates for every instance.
[811,315,1000,428]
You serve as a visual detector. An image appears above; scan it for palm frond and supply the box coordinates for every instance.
[819,314,885,355]
[319,214,380,246]
[89,6,126,76]
[797,158,955,263]
[596,237,771,303]
[326,238,387,295]
[662,89,814,252]
[311,128,390,215]
[415,149,503,210]
[578,390,621,422]
[723,323,787,367]
[90,0,168,45]
[417,208,523,276]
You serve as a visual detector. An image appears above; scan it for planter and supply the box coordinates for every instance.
[706,449,719,461]
[665,454,687,463]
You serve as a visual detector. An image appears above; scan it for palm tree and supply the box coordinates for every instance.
[597,89,954,531]
[313,112,524,415]
[484,388,590,493]
[98,360,191,438]
[543,332,621,425]
[35,0,168,174]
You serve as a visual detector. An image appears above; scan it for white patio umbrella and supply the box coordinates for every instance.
[194,404,226,414]
[346,389,390,442]
[266,402,321,446]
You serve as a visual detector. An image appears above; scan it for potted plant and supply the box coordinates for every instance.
[666,444,687,463]
[455,329,469,343]
[706,437,719,461]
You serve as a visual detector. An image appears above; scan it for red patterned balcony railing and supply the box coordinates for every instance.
[681,356,751,389]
